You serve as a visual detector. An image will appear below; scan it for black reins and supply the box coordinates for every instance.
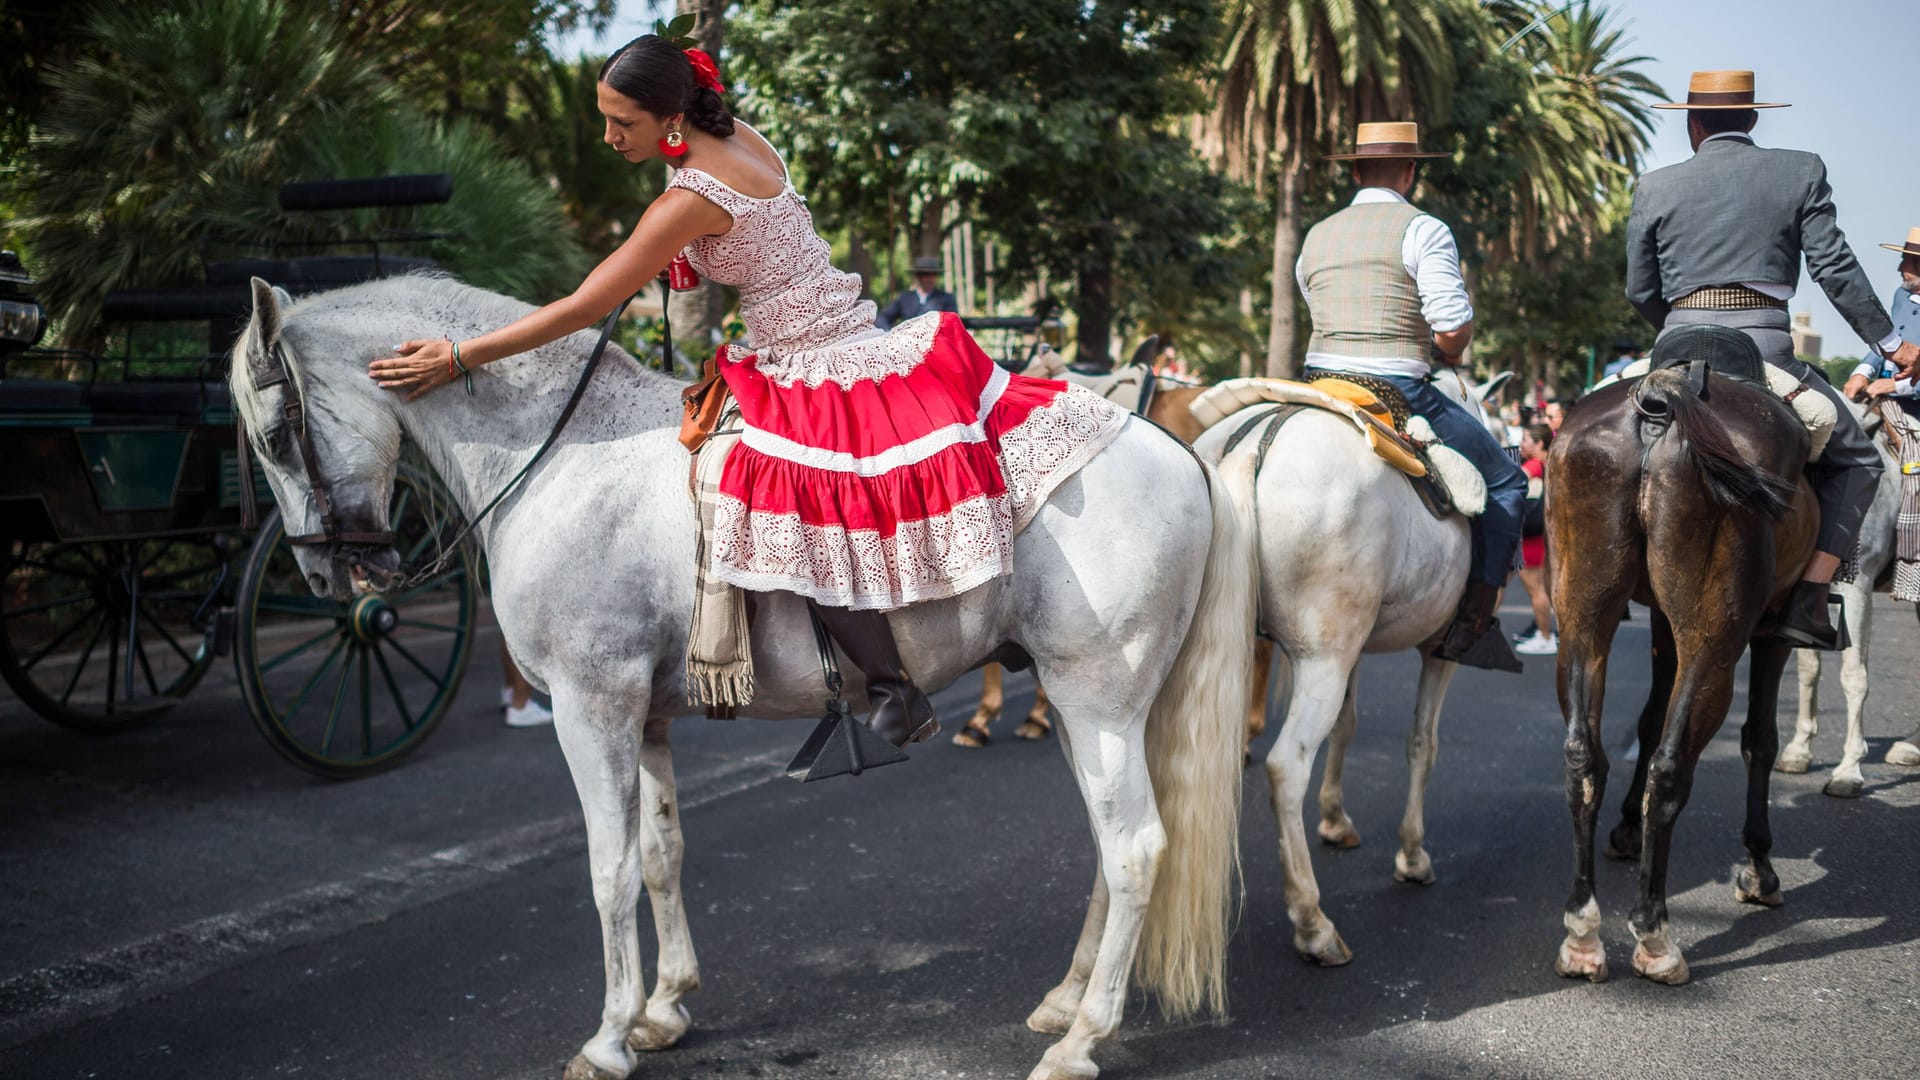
[239,278,669,593]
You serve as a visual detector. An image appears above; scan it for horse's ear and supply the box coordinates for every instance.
[1479,370,1514,400]
[246,277,289,389]
[1129,335,1160,370]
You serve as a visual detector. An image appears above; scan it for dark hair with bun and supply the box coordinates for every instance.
[599,35,735,138]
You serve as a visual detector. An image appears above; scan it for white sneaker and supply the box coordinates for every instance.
[1514,632,1558,656]
[499,686,514,709]
[505,698,554,727]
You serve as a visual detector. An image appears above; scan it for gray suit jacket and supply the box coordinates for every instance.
[1625,134,1892,344]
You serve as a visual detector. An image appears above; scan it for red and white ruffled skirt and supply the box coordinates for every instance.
[710,312,1128,610]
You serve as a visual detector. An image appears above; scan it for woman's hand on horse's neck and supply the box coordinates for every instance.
[457,188,731,369]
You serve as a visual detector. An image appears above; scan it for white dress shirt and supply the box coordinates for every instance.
[1296,187,1473,378]
[1701,133,1903,357]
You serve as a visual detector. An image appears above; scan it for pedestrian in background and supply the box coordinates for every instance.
[876,255,957,329]
[1513,422,1557,655]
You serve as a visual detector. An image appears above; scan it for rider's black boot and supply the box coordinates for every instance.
[1773,579,1843,651]
[810,603,940,746]
[1432,580,1524,672]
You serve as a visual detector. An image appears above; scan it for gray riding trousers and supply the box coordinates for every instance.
[1661,306,1882,555]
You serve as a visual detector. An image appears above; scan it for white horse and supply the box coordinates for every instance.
[1192,370,1496,966]
[229,276,1254,1080]
[1783,401,1912,795]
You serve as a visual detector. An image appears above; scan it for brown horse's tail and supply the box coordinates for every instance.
[1632,368,1798,519]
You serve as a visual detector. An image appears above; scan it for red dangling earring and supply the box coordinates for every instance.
[658,130,687,158]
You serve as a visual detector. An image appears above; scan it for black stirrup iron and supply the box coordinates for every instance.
[785,608,909,782]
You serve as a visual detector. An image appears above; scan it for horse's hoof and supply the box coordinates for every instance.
[1603,826,1640,862]
[1734,868,1785,908]
[951,724,989,749]
[626,1003,691,1052]
[1554,939,1609,983]
[1630,944,1690,986]
[562,1054,626,1080]
[1028,1047,1099,1080]
[1393,849,1435,885]
[1822,775,1864,799]
[1026,998,1076,1036]
[1014,718,1051,741]
[1773,747,1812,774]
[1294,925,1353,967]
[1885,740,1920,768]
[1318,818,1361,848]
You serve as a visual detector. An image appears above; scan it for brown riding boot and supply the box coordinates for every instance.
[810,603,940,746]
[1432,581,1524,672]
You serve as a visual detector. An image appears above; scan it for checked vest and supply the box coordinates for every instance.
[1300,201,1429,364]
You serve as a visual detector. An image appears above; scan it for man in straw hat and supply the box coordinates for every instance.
[1626,70,1920,650]
[1297,121,1528,671]
[1841,228,1920,406]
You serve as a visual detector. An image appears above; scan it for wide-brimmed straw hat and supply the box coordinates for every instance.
[1880,227,1920,257]
[1653,70,1789,110]
[1326,122,1448,162]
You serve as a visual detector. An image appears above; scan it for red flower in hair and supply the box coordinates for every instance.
[685,48,725,94]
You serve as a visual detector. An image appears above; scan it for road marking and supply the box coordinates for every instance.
[0,749,787,1050]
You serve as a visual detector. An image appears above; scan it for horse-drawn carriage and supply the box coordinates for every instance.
[0,178,477,779]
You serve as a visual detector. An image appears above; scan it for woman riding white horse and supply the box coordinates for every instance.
[244,34,1254,1080]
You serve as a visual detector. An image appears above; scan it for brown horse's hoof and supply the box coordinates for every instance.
[1734,868,1784,908]
[951,722,990,748]
[1822,776,1864,799]
[1294,925,1353,967]
[1318,817,1362,849]
[1554,939,1609,983]
[626,1003,691,1052]
[1630,943,1690,986]
[1015,716,1052,740]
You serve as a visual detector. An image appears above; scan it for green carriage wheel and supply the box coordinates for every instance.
[0,535,228,732]
[234,467,476,779]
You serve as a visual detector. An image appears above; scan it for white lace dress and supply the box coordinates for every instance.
[671,142,1127,610]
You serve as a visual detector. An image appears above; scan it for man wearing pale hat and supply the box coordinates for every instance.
[1626,70,1920,650]
[1297,121,1527,671]
[876,255,958,330]
[1841,228,1920,406]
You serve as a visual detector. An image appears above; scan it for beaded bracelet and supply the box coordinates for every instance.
[449,338,474,396]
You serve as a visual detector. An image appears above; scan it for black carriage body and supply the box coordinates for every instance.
[0,376,246,544]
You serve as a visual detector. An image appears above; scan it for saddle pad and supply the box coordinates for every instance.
[1190,378,1427,479]
[1593,358,1836,459]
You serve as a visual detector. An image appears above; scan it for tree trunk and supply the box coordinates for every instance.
[848,228,878,298]
[1266,167,1304,379]
[1074,230,1115,366]
[671,0,730,354]
[912,195,948,259]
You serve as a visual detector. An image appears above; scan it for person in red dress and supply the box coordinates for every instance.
[1513,422,1556,655]
[367,36,1127,746]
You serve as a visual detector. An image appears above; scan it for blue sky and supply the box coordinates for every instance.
[557,1,1912,358]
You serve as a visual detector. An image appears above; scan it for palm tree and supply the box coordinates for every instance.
[1201,0,1456,378]
[1501,1,1663,262]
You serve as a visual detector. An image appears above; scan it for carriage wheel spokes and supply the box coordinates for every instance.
[234,463,476,780]
[0,535,227,731]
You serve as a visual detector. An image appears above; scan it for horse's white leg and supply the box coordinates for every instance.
[1030,717,1164,1080]
[1268,652,1361,966]
[1394,654,1458,885]
[1315,672,1361,848]
[1028,708,1106,1036]
[554,687,648,1080]
[1779,649,1820,774]
[1824,584,1872,798]
[627,715,700,1053]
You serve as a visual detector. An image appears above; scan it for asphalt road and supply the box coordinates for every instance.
[3,599,1917,1080]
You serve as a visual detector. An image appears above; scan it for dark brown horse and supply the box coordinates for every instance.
[1546,346,1818,985]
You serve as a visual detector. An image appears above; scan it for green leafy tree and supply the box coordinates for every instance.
[734,0,1226,363]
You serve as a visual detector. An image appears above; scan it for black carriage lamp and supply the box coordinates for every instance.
[0,250,49,353]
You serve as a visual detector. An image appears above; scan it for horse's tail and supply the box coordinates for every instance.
[1135,450,1257,1019]
[1635,368,1798,519]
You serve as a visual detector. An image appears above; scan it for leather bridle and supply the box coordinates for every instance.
[239,340,395,553]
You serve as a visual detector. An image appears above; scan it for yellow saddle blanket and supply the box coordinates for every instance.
[1188,377,1427,478]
